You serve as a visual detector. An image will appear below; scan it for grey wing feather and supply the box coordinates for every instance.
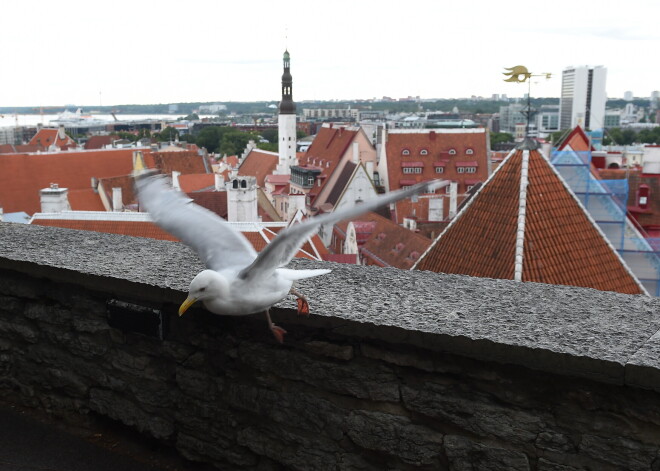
[239,179,448,281]
[135,173,257,271]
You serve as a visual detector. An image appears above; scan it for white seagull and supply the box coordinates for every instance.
[136,172,446,342]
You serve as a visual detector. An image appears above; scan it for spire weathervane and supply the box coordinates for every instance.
[503,65,552,139]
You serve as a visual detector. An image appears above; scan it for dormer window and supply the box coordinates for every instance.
[420,149,429,156]
[402,149,411,156]
[466,148,474,155]
[638,184,650,209]
[409,251,420,260]
[448,149,457,155]
[393,242,405,252]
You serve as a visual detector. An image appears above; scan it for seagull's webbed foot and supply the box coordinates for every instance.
[265,310,287,344]
[290,288,310,316]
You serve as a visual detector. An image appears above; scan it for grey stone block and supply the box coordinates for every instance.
[346,410,443,465]
[579,434,660,471]
[239,342,400,401]
[444,435,530,471]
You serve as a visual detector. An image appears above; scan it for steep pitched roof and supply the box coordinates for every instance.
[414,147,645,295]
[238,149,278,187]
[67,189,106,211]
[558,126,595,152]
[188,191,228,219]
[28,128,77,150]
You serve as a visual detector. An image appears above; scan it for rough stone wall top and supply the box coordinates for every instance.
[2,222,660,391]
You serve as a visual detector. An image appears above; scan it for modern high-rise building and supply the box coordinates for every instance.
[559,66,607,131]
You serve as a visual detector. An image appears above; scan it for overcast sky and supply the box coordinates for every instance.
[2,0,658,107]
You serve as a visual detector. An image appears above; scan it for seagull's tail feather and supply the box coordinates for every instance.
[277,268,332,281]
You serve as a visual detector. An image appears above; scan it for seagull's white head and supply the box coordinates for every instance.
[178,270,225,316]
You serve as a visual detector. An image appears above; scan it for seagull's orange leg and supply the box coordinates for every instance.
[265,309,286,343]
[290,288,310,316]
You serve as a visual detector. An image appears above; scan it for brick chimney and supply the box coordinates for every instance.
[40,183,71,213]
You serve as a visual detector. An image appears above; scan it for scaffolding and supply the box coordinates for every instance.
[551,149,660,296]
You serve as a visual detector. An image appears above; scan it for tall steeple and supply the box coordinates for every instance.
[276,49,298,175]
[279,50,296,115]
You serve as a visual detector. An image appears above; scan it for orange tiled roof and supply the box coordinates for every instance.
[238,149,278,187]
[28,128,77,150]
[179,174,215,193]
[188,191,228,219]
[0,149,145,214]
[298,125,359,204]
[385,130,488,223]
[558,126,594,152]
[414,147,644,295]
[84,135,118,150]
[98,175,136,209]
[67,189,105,211]
[146,150,208,175]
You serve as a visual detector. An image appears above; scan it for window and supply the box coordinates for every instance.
[466,148,474,155]
[457,167,465,173]
[420,149,429,156]
[448,149,457,155]
[402,149,411,156]
[403,167,422,174]
[466,167,476,173]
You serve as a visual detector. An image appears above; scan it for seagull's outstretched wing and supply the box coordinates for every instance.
[239,180,448,281]
[135,173,257,271]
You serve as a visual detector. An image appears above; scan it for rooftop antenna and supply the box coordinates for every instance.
[503,66,552,140]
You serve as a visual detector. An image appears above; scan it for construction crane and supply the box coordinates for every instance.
[32,106,60,124]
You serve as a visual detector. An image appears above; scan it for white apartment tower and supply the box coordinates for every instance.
[275,50,297,175]
[560,66,607,131]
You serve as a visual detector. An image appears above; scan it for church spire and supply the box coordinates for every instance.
[279,50,296,114]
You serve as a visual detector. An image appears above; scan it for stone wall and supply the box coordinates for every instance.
[2,223,660,470]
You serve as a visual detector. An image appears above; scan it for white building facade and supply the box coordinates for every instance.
[559,65,607,131]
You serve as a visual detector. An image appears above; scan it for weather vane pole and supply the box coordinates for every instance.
[503,66,552,139]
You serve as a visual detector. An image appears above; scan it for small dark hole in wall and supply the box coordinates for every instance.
[106,299,167,340]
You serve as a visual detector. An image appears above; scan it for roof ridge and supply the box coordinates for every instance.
[514,150,531,282]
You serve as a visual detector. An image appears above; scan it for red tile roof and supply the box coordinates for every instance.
[298,125,360,204]
[84,135,118,150]
[0,144,41,154]
[98,175,136,210]
[28,128,77,150]
[188,191,228,219]
[385,129,488,223]
[0,149,142,214]
[67,189,105,211]
[558,126,594,152]
[179,174,215,193]
[146,150,208,175]
[414,147,644,295]
[238,149,279,187]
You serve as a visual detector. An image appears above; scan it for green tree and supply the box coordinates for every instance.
[157,126,179,142]
[260,128,278,143]
[219,130,258,156]
[490,132,514,145]
[196,126,221,153]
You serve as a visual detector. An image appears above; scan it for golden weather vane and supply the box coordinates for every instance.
[503,65,552,139]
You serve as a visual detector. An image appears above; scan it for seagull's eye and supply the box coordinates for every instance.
[199,287,206,292]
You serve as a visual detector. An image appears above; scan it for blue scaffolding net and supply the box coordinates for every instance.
[551,150,660,296]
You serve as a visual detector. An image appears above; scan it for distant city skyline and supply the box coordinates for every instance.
[2,0,659,107]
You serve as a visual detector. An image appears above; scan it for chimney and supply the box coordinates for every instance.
[58,126,66,140]
[214,173,225,191]
[352,142,360,164]
[428,197,444,221]
[172,171,181,190]
[448,182,458,219]
[0,207,3,222]
[287,193,306,222]
[112,187,123,212]
[40,183,71,213]
[366,161,374,180]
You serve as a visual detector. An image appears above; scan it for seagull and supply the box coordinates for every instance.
[136,172,446,343]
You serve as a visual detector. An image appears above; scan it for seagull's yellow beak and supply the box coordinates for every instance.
[178,296,197,316]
